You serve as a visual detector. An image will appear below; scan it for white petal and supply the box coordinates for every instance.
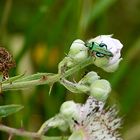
[88,35,123,72]
[102,58,122,72]
[112,38,123,49]
[108,52,121,65]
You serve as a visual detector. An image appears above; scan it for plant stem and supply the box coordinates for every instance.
[0,124,42,139]
[0,124,68,140]
[2,57,93,91]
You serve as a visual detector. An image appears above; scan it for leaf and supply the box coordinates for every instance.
[0,104,24,118]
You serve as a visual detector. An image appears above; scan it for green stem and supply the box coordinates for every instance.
[2,57,93,91]
[0,124,68,140]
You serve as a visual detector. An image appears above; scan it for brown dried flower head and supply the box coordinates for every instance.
[0,45,16,80]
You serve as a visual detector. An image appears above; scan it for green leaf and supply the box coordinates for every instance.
[0,104,24,118]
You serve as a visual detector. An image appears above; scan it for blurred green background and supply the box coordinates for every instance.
[0,0,140,140]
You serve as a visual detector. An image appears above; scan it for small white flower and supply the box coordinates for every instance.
[38,97,122,139]
[69,97,122,140]
[58,36,123,74]
[89,35,123,72]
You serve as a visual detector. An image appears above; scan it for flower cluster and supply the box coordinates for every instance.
[38,35,123,140]
[38,97,122,140]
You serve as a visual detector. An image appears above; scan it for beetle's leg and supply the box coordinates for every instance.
[99,43,107,49]
[88,50,96,61]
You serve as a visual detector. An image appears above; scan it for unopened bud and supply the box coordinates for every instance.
[68,39,88,63]
[60,101,79,120]
[90,79,111,101]
[78,71,100,86]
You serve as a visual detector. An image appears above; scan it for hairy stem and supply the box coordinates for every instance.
[2,57,93,91]
[0,124,68,140]
[0,124,42,139]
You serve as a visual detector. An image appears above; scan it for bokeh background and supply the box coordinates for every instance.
[0,0,140,140]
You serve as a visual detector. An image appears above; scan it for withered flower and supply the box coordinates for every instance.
[0,46,16,80]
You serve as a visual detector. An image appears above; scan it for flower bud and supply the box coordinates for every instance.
[60,101,79,120]
[90,79,111,101]
[58,39,88,74]
[78,71,100,86]
[88,35,123,72]
[69,39,86,54]
[68,39,88,63]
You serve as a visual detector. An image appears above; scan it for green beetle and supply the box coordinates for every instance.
[85,42,113,57]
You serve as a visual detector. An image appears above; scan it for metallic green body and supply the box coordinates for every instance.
[85,42,113,57]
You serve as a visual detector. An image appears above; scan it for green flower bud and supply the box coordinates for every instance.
[69,39,86,55]
[68,39,88,63]
[90,79,111,101]
[58,39,88,74]
[60,101,79,120]
[72,51,88,62]
[78,71,100,86]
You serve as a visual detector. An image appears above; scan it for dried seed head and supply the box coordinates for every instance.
[0,45,16,79]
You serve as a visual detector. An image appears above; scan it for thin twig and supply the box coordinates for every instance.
[0,124,68,140]
[0,124,41,139]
